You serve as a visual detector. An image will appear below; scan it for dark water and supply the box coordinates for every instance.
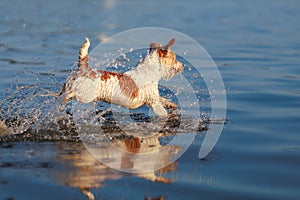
[1,0,300,200]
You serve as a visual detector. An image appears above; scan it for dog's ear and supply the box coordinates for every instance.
[165,38,175,49]
[149,42,162,53]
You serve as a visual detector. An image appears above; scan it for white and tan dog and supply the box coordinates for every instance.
[60,38,183,117]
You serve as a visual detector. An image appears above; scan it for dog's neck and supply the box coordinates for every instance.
[125,51,173,86]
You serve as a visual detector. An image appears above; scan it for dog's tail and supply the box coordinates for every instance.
[78,37,90,70]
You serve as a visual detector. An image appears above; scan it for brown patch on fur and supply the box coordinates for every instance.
[75,69,138,99]
[98,70,138,99]
[124,137,141,153]
[99,70,122,81]
[119,74,139,99]
[157,49,168,57]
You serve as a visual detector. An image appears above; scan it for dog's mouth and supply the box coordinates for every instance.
[177,62,184,73]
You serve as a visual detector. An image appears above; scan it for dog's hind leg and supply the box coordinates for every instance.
[55,82,66,98]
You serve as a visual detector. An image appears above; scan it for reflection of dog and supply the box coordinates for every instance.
[55,137,178,199]
[60,37,183,116]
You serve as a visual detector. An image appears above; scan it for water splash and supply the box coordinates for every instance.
[0,72,212,142]
[0,51,225,143]
[0,69,75,140]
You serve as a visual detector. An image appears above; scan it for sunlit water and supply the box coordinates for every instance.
[1,1,300,200]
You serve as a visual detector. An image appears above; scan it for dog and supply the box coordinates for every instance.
[60,37,183,117]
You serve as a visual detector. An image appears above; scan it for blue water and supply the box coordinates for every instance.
[1,0,300,199]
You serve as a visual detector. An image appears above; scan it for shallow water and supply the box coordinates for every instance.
[1,1,300,200]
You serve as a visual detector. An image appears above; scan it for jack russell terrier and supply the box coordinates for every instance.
[60,37,183,117]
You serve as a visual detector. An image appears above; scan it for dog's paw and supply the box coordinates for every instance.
[165,101,178,109]
[160,97,178,109]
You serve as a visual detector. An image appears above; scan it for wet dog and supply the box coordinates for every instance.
[60,38,183,117]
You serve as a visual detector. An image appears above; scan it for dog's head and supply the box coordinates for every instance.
[149,39,184,80]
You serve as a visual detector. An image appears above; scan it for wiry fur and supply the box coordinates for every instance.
[61,37,183,117]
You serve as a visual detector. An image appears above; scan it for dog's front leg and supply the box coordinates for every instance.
[150,102,168,117]
[160,97,178,109]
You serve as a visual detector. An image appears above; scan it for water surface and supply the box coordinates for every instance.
[1,1,300,200]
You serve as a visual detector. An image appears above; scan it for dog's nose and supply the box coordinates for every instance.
[179,62,184,72]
